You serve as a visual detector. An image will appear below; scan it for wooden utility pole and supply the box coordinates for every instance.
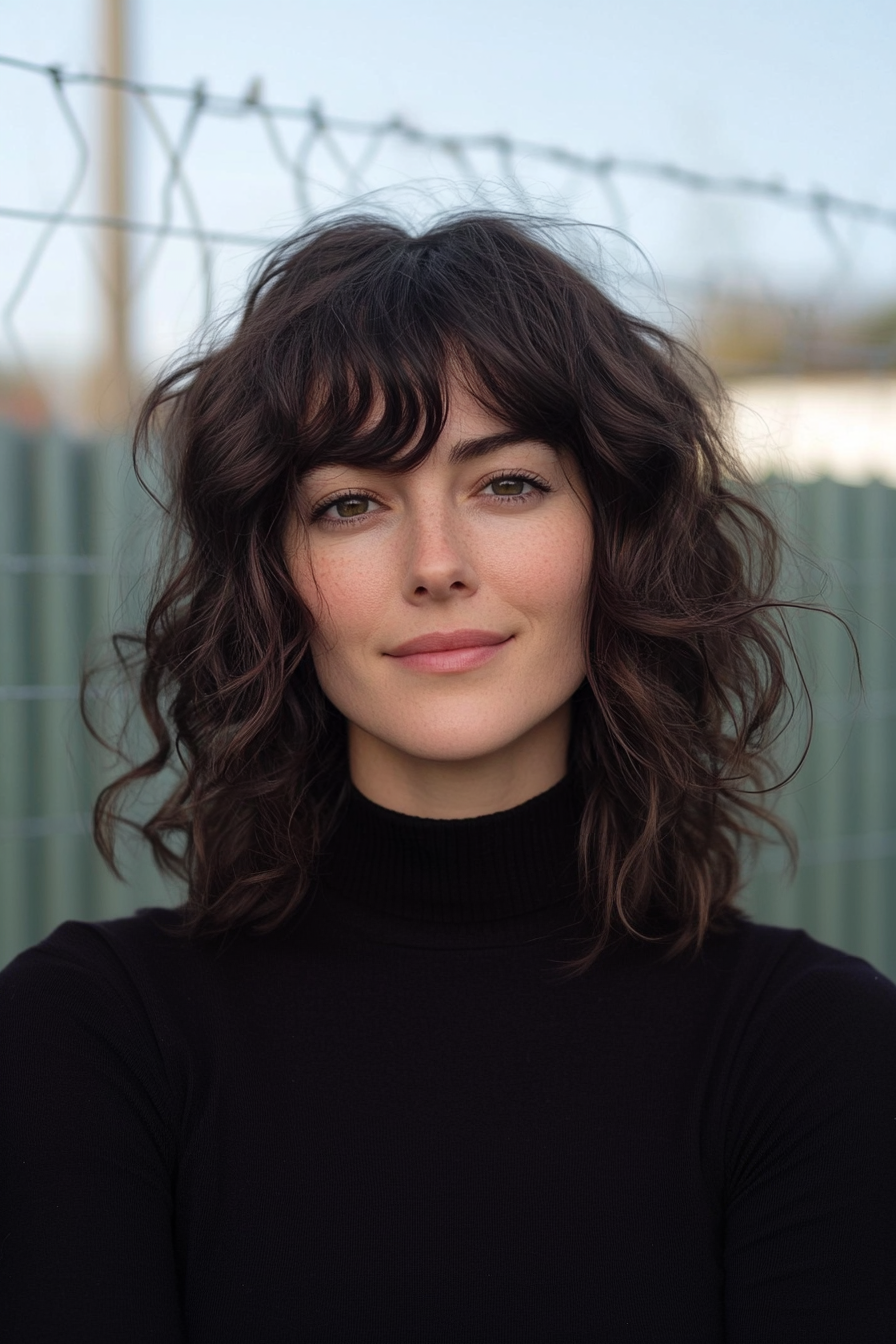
[97,0,132,428]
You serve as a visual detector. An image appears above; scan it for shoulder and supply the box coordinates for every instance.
[717,916,896,1044]
[0,907,193,1080]
[645,914,896,1052]
[0,906,188,1004]
[0,912,188,1249]
[703,919,896,1161]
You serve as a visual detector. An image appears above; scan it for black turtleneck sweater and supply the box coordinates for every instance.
[2,774,896,1342]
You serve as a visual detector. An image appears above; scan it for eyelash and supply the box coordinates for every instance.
[311,471,553,528]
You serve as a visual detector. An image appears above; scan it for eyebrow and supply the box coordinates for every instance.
[447,433,559,465]
[301,434,559,492]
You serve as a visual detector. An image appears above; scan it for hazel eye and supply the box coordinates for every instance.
[331,496,371,518]
[488,477,528,496]
[313,492,383,525]
[481,473,550,502]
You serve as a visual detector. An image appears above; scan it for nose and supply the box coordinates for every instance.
[401,500,479,603]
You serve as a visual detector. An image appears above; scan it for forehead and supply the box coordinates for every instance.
[302,385,562,481]
[294,365,571,493]
[433,386,559,463]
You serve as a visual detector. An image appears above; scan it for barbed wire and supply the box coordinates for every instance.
[4,53,896,229]
[3,50,896,383]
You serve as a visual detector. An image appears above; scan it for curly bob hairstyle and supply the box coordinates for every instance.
[86,209,820,975]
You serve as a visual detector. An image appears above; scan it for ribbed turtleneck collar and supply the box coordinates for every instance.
[317,772,584,928]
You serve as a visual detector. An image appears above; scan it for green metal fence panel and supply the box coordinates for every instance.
[1,423,895,977]
[0,424,30,959]
[0,421,172,964]
[741,477,896,976]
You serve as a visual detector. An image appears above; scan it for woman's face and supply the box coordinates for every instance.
[288,378,594,814]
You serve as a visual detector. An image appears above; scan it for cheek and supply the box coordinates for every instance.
[295,551,386,656]
[499,521,592,625]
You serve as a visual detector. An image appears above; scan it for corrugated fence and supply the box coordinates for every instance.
[1,420,895,976]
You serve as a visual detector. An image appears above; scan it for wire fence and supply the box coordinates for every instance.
[2,49,896,399]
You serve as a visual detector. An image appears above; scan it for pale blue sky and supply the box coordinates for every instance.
[8,0,894,194]
[2,0,895,372]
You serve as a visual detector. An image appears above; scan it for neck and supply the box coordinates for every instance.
[317,770,585,931]
[346,703,572,819]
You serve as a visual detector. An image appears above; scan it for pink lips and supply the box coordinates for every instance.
[386,629,509,657]
[385,629,513,673]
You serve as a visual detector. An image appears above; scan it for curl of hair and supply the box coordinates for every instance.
[83,209,841,976]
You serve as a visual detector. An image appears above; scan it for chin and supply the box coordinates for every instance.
[403,740,518,764]
[376,715,543,765]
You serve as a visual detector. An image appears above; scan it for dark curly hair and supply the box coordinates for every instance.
[84,209,825,975]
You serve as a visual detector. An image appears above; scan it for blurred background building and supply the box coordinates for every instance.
[2,0,895,973]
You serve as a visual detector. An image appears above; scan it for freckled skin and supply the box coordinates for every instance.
[286,381,594,818]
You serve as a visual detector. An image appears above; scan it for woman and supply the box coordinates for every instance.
[1,212,895,1342]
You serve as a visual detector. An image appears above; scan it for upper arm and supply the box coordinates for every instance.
[0,931,185,1343]
[722,957,896,1343]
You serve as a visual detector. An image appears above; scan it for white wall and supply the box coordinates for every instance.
[728,375,896,485]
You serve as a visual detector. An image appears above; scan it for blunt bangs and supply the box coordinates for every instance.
[248,214,586,489]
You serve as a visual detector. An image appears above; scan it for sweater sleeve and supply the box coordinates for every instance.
[0,923,185,1344]
[721,942,896,1343]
